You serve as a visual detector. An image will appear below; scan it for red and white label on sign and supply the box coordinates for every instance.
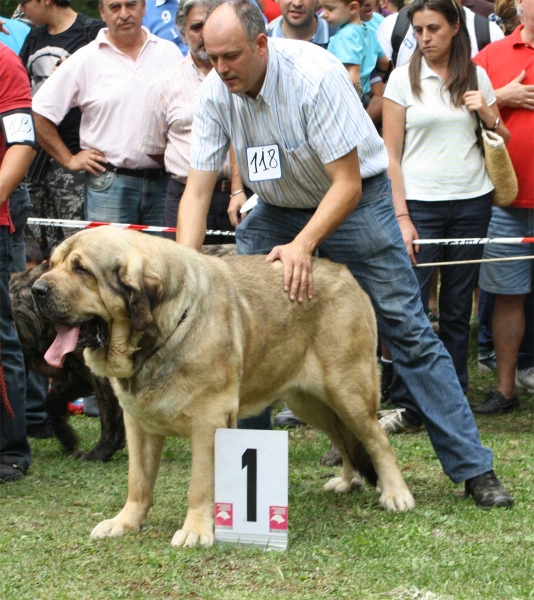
[269,506,288,531]
[215,502,233,528]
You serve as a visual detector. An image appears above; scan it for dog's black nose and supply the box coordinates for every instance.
[32,280,50,297]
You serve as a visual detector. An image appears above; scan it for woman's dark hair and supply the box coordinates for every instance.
[407,0,475,108]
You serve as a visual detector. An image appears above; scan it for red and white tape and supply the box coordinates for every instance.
[27,218,235,237]
[414,237,534,246]
[25,219,534,246]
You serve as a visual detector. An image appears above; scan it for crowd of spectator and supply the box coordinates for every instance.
[0,0,531,516]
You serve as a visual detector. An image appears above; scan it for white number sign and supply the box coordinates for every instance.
[214,429,288,552]
[246,144,282,182]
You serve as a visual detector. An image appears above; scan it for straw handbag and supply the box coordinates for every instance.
[479,122,519,208]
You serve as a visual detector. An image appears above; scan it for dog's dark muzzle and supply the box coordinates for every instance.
[78,317,108,349]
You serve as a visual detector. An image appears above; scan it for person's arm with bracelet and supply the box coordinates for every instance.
[382,98,419,266]
[227,144,247,227]
[463,91,510,143]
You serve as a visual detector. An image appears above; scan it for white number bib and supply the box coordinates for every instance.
[246,144,282,182]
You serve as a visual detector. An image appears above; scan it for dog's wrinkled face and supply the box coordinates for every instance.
[31,227,163,376]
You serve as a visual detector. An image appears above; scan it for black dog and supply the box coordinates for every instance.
[10,263,125,461]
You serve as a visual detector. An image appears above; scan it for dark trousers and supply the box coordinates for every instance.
[165,178,235,244]
[391,194,492,424]
[9,185,50,426]
[0,226,31,469]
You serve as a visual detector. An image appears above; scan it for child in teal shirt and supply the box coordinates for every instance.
[321,0,388,99]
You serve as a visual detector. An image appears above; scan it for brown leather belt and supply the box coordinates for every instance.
[214,179,231,193]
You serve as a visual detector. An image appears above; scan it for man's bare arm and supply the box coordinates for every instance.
[176,168,219,249]
[0,144,36,205]
[266,148,362,302]
[34,113,107,175]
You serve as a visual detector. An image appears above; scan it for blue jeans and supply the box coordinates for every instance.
[8,184,31,273]
[236,173,493,483]
[0,226,31,470]
[480,206,534,295]
[85,171,168,226]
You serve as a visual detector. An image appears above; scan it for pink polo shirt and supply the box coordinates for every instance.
[33,27,182,170]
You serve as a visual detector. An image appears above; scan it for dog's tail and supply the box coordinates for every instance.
[336,420,378,487]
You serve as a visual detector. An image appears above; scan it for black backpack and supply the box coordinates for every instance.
[390,8,491,67]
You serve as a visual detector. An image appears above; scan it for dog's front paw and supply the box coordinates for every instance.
[324,474,364,493]
[90,518,141,539]
[171,528,214,548]
[378,489,416,512]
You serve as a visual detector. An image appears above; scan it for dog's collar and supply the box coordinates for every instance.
[132,310,187,375]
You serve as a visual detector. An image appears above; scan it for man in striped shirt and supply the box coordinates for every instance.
[139,0,235,243]
[176,0,513,509]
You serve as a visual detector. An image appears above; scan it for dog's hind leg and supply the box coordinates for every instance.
[322,384,415,512]
[289,390,415,512]
[286,393,366,493]
[91,411,165,540]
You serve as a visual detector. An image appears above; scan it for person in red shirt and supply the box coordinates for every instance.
[0,43,37,483]
[262,0,283,20]
[472,0,534,414]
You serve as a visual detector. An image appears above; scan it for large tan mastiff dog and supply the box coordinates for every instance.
[33,227,415,547]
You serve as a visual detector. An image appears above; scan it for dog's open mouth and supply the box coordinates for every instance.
[44,316,108,368]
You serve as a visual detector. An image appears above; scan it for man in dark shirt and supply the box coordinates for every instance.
[19,0,104,254]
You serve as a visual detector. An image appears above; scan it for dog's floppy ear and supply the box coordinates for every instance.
[117,257,162,331]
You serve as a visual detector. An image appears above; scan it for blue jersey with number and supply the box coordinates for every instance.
[143,0,188,55]
[143,0,266,56]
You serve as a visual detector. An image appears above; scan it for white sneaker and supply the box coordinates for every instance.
[378,408,424,434]
[516,367,534,393]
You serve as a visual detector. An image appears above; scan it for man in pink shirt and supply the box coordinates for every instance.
[140,0,237,244]
[32,0,182,227]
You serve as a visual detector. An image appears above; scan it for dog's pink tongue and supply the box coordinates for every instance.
[44,326,81,368]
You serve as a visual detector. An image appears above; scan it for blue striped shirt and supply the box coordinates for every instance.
[190,38,388,209]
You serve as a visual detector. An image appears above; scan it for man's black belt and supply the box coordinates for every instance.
[103,163,166,180]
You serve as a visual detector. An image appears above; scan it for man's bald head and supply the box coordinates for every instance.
[204,0,267,45]
[203,0,269,98]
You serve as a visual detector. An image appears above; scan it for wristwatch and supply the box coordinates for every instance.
[483,116,500,131]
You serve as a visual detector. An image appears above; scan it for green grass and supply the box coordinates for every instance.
[2,343,534,600]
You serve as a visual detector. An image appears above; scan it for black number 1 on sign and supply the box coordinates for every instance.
[241,448,257,522]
